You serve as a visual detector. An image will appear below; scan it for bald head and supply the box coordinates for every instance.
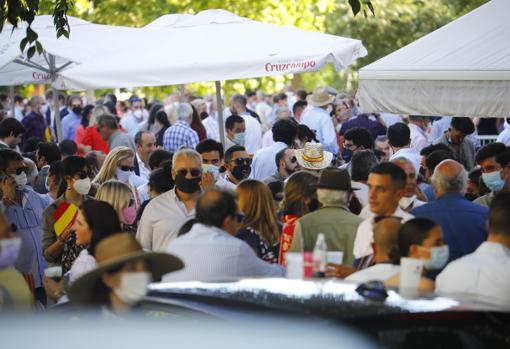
[433,159,468,197]
[195,189,238,230]
[373,218,401,259]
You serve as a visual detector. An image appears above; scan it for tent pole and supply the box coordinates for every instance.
[178,84,185,102]
[8,86,15,119]
[48,54,62,142]
[215,81,225,148]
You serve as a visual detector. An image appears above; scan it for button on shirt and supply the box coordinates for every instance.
[163,120,199,154]
[163,223,285,282]
[301,107,339,155]
[240,112,262,155]
[60,110,82,141]
[436,242,510,309]
[136,188,195,251]
[251,141,287,180]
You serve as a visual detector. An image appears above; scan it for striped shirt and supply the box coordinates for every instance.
[163,120,199,153]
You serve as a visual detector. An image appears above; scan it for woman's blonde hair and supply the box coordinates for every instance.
[93,146,134,186]
[236,180,279,245]
[95,180,132,217]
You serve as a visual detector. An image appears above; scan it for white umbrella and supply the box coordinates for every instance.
[358,0,510,118]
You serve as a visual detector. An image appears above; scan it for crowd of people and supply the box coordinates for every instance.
[0,84,509,313]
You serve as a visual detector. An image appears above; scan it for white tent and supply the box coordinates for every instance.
[358,0,510,118]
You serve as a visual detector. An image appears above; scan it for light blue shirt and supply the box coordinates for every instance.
[300,107,339,155]
[60,110,82,141]
[251,141,287,180]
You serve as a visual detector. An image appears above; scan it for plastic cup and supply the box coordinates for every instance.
[327,251,344,264]
[44,266,63,282]
[399,257,423,290]
[285,253,303,279]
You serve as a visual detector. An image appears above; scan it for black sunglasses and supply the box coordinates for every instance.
[176,168,202,177]
[119,165,135,172]
[15,167,28,175]
[229,158,252,166]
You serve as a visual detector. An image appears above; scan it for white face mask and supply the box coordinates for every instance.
[202,164,219,181]
[116,168,132,183]
[73,177,91,195]
[399,195,416,210]
[133,109,143,120]
[113,271,151,305]
[11,172,27,189]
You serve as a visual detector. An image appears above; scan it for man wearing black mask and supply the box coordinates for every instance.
[60,95,83,141]
[224,145,251,187]
[137,148,202,251]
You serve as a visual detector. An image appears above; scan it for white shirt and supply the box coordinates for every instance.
[251,141,287,180]
[121,113,147,137]
[345,264,401,284]
[353,207,414,259]
[163,223,285,282]
[351,181,369,207]
[496,124,510,145]
[240,112,262,155]
[300,107,339,155]
[136,188,195,251]
[390,147,422,173]
[409,123,429,154]
[215,176,236,192]
[68,250,96,284]
[136,153,151,182]
[379,113,402,128]
[261,129,274,148]
[436,242,510,309]
[137,182,150,203]
[202,113,221,142]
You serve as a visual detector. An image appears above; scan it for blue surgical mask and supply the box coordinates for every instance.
[422,245,449,270]
[0,237,22,269]
[233,132,245,146]
[202,164,219,181]
[482,170,505,193]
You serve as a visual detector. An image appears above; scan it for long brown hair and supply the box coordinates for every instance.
[280,171,318,217]
[236,180,279,245]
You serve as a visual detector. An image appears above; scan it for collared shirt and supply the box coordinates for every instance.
[163,120,199,154]
[301,107,339,155]
[496,124,510,146]
[240,112,262,155]
[390,147,422,173]
[137,188,195,251]
[108,130,136,151]
[411,193,488,262]
[60,110,82,141]
[339,114,387,140]
[136,153,151,181]
[436,242,510,309]
[354,207,414,259]
[434,133,476,171]
[345,264,401,284]
[409,123,429,153]
[4,187,50,288]
[202,113,220,142]
[163,223,285,282]
[251,141,287,180]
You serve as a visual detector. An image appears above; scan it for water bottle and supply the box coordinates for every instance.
[312,233,327,278]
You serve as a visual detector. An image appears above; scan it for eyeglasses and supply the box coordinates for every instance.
[119,165,135,172]
[14,167,28,175]
[232,213,245,223]
[176,168,202,177]
[228,158,252,166]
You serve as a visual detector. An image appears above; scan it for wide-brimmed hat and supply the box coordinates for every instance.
[295,142,333,170]
[68,233,183,306]
[306,87,335,107]
[313,167,359,191]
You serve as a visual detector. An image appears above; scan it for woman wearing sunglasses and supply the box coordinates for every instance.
[42,156,93,272]
[96,180,138,234]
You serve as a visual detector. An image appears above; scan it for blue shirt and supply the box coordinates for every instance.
[339,114,387,140]
[163,120,199,153]
[4,187,50,288]
[411,193,488,263]
[300,107,339,155]
[60,110,82,141]
[423,184,435,202]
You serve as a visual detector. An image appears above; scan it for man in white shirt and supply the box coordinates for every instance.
[137,149,202,251]
[202,98,222,142]
[408,115,430,153]
[300,87,339,156]
[196,139,235,191]
[164,189,285,282]
[121,97,148,137]
[392,157,427,212]
[251,119,298,180]
[496,118,510,146]
[350,150,378,208]
[436,193,510,309]
[353,162,414,262]
[134,131,155,182]
[388,122,422,173]
[230,94,262,155]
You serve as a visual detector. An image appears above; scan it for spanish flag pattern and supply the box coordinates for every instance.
[44,127,52,143]
[53,202,79,237]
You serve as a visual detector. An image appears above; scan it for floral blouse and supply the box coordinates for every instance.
[236,226,279,264]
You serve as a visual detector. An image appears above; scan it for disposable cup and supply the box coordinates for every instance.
[327,251,344,264]
[399,257,423,290]
[285,253,303,279]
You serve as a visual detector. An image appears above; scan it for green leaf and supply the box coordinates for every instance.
[20,37,29,52]
[35,41,43,54]
[62,30,69,39]
[26,27,38,42]
[349,0,361,16]
[367,1,375,16]
[27,46,36,59]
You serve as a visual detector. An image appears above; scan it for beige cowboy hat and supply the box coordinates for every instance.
[68,233,183,306]
[295,142,333,170]
[306,86,335,107]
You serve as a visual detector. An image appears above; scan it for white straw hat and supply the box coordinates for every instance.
[306,87,335,107]
[295,142,333,170]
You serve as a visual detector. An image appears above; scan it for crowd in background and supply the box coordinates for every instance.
[0,83,509,313]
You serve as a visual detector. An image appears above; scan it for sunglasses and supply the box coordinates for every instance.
[176,168,202,177]
[119,165,135,172]
[228,158,252,166]
[14,167,28,175]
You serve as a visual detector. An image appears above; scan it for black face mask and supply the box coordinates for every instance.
[199,111,209,120]
[72,106,83,115]
[341,148,353,163]
[307,198,320,212]
[175,174,201,194]
[232,165,251,181]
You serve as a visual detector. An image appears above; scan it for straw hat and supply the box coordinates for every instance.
[295,142,333,170]
[306,87,334,107]
[313,167,359,191]
[68,233,183,305]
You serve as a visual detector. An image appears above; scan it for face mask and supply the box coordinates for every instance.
[113,271,151,305]
[0,237,22,269]
[232,165,251,181]
[202,164,219,181]
[482,170,505,193]
[133,110,143,120]
[399,195,416,210]
[341,148,353,163]
[72,106,82,115]
[121,205,137,225]
[199,111,208,120]
[175,174,201,194]
[233,132,245,146]
[116,168,132,183]
[73,177,91,195]
[11,172,27,189]
[422,245,449,270]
